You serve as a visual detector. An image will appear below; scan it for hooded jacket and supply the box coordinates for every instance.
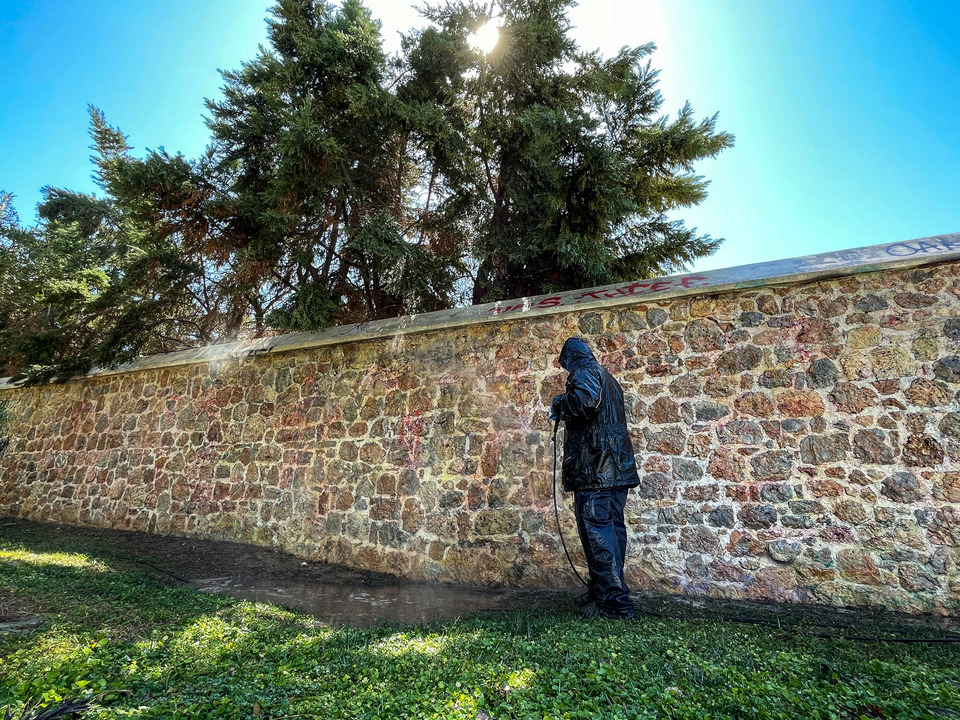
[552,337,640,492]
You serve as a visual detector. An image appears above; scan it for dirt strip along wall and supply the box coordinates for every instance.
[1,261,959,615]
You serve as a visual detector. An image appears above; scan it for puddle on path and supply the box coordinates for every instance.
[7,520,956,637]
[2,519,568,628]
[191,576,556,627]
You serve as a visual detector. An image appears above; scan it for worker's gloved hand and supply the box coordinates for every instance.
[550,396,561,422]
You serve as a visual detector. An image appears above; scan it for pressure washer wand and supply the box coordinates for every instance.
[551,417,589,589]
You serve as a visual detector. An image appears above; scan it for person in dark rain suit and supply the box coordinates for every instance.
[551,336,640,620]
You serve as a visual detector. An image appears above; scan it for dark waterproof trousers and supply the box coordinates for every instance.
[574,487,635,618]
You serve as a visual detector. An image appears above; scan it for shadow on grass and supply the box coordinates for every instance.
[2,524,959,719]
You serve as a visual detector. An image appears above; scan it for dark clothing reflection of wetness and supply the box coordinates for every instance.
[551,337,640,620]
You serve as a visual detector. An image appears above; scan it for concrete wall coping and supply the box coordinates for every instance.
[2,231,958,389]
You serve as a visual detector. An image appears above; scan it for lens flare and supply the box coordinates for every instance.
[469,20,500,54]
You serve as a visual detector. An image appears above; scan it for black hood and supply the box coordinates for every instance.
[559,337,596,371]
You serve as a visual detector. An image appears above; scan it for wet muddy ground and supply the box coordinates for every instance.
[0,518,563,627]
[2,517,959,639]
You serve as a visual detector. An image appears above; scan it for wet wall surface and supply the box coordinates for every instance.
[4,257,960,616]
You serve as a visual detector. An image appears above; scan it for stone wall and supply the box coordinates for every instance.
[2,241,960,615]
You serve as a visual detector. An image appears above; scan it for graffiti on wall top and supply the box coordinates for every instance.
[488,276,711,315]
[489,232,960,318]
[2,232,958,385]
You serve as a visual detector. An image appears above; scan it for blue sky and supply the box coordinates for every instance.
[2,0,958,274]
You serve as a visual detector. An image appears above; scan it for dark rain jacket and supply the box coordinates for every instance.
[551,337,641,493]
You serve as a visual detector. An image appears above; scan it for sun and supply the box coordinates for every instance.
[469,19,500,54]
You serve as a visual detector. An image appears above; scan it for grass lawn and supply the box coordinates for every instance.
[1,528,958,719]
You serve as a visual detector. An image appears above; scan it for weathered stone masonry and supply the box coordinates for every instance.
[1,236,960,615]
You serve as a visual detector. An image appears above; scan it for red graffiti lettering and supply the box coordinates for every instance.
[621,282,650,295]
[491,275,711,314]
[679,276,709,288]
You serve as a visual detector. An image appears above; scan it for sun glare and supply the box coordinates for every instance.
[470,20,500,54]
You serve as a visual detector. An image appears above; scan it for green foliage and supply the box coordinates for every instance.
[199,0,455,326]
[264,279,340,332]
[2,0,732,379]
[2,529,958,720]
[401,0,733,303]
[0,111,220,383]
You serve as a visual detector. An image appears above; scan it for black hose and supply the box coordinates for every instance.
[548,427,957,643]
[114,554,190,584]
[552,419,589,589]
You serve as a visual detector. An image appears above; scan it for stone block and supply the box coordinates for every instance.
[746,567,801,603]
[670,374,701,398]
[759,369,795,388]
[682,484,719,502]
[898,563,940,592]
[647,427,686,455]
[834,499,868,524]
[776,389,825,417]
[927,507,960,546]
[684,318,724,353]
[870,347,915,380]
[707,506,735,528]
[695,402,729,421]
[646,308,668,327]
[828,383,878,414]
[837,549,881,585]
[473,509,521,536]
[904,378,952,407]
[939,412,960,439]
[439,489,465,510]
[852,429,897,465]
[635,472,674,500]
[738,504,778,529]
[766,539,802,563]
[735,392,774,417]
[648,397,681,424]
[679,525,719,554]
[846,326,882,350]
[672,457,704,483]
[707,448,743,482]
[401,499,424,533]
[853,294,888,312]
[716,421,765,446]
[797,318,838,344]
[912,330,940,361]
[727,530,765,557]
[716,346,764,375]
[894,292,937,309]
[880,472,924,503]
[799,434,850,464]
[750,451,793,481]
[902,434,944,467]
[759,483,793,503]
[932,472,960,503]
